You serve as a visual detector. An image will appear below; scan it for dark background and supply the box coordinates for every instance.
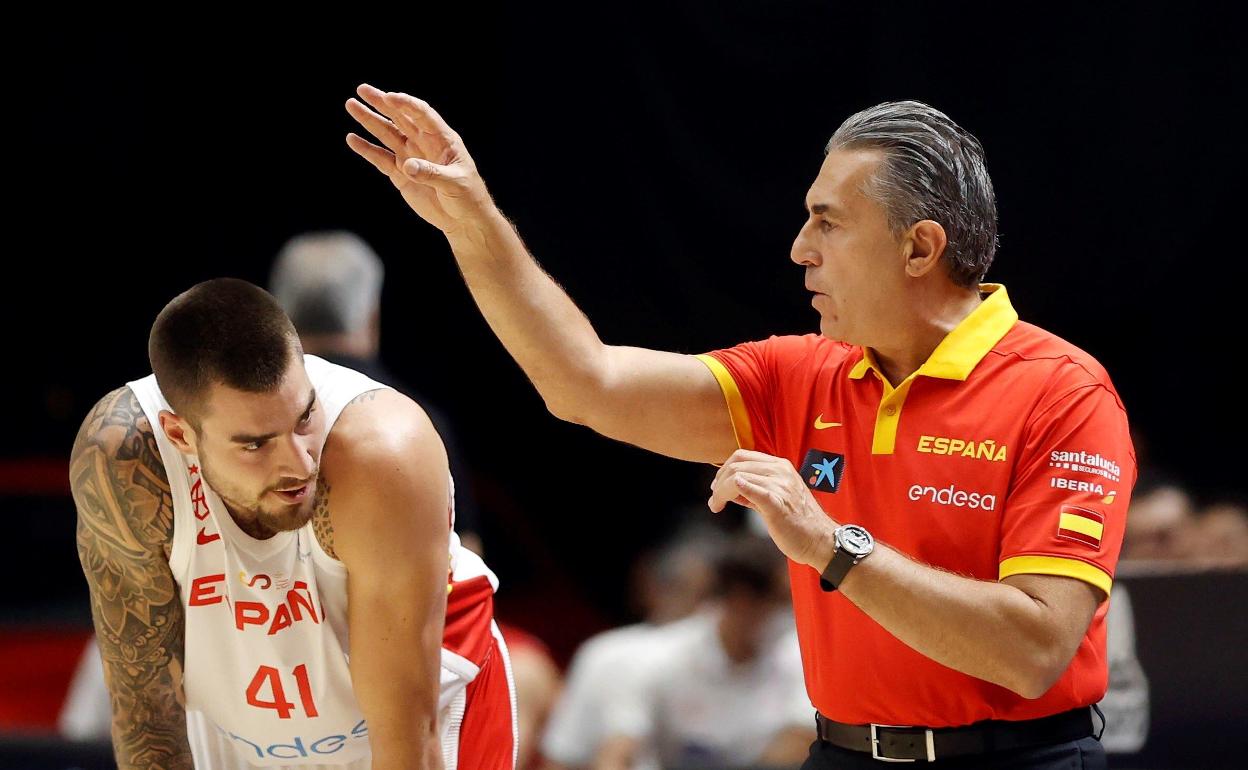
[7,5,1241,660]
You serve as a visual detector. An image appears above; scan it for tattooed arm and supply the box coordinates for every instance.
[70,387,192,769]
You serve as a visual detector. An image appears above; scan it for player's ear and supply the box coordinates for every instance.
[160,410,199,455]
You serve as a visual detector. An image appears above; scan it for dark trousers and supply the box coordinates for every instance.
[801,736,1106,769]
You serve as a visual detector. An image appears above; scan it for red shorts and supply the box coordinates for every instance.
[446,622,516,769]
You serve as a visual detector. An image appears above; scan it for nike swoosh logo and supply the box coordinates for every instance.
[196,528,220,545]
[814,414,842,430]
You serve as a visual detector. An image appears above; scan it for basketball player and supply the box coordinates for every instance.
[70,278,516,769]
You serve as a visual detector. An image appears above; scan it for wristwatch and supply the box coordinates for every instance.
[819,524,874,592]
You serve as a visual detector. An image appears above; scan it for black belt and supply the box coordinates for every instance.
[815,707,1094,762]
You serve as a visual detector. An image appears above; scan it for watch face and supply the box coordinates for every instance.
[839,525,873,556]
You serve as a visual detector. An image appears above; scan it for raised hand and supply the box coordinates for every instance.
[346,84,492,235]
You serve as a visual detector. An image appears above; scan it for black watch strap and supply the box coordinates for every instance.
[819,547,856,592]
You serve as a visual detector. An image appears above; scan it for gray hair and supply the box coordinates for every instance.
[269,231,385,335]
[827,101,998,288]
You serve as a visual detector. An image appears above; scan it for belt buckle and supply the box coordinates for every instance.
[870,723,935,763]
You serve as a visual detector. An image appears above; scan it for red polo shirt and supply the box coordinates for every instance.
[698,284,1136,727]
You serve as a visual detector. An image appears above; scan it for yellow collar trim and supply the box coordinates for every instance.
[848,284,1017,382]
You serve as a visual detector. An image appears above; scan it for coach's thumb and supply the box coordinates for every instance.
[403,158,453,185]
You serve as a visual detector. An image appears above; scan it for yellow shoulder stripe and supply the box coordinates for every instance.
[695,354,754,451]
[999,555,1112,598]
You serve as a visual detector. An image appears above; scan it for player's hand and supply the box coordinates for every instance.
[709,449,838,570]
[346,84,492,236]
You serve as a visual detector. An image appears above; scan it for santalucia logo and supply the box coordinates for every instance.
[916,435,1008,462]
[1049,450,1121,482]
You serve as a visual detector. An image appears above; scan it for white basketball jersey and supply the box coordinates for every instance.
[127,354,500,768]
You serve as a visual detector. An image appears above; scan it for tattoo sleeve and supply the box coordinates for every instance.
[70,387,192,769]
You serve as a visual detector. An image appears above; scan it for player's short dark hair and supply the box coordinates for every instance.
[828,100,998,288]
[148,278,300,423]
[715,534,783,598]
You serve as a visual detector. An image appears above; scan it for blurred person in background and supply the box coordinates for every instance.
[57,636,110,742]
[539,522,724,770]
[1096,584,1149,755]
[627,518,721,625]
[497,622,563,770]
[270,230,482,553]
[1190,502,1248,569]
[1121,482,1195,563]
[1121,476,1248,568]
[1120,430,1194,564]
[592,535,813,770]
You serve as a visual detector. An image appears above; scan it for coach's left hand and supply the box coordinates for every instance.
[709,449,839,570]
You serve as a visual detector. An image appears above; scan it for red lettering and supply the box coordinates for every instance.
[293,664,318,717]
[245,665,295,719]
[267,604,293,636]
[189,574,225,606]
[287,581,319,624]
[245,664,318,719]
[235,601,269,630]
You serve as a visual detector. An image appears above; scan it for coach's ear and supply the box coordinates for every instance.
[159,410,199,455]
[903,219,948,278]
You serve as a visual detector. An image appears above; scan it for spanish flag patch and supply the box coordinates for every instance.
[1057,505,1104,549]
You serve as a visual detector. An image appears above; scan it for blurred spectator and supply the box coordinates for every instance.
[628,526,719,625]
[58,636,108,741]
[1097,585,1149,754]
[1191,503,1248,569]
[591,535,812,770]
[1122,483,1196,562]
[499,623,564,770]
[1123,480,1248,569]
[1122,429,1192,563]
[540,523,725,770]
[270,230,482,551]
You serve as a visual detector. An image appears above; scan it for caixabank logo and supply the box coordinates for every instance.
[800,449,845,493]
